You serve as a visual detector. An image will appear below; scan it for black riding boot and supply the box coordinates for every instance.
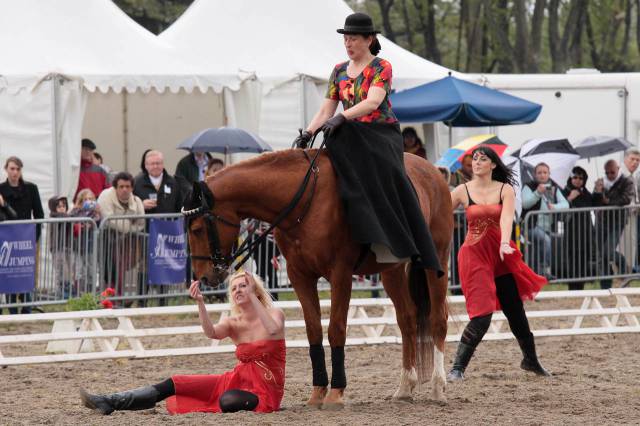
[447,342,476,381]
[80,386,159,415]
[517,334,552,377]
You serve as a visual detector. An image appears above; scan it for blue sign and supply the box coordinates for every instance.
[0,223,37,294]
[147,218,187,285]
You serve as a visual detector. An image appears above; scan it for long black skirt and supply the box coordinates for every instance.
[325,121,443,276]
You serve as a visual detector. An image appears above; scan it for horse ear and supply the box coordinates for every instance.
[198,182,212,209]
[192,181,202,199]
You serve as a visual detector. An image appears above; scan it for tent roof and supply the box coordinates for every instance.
[160,0,454,90]
[0,0,242,94]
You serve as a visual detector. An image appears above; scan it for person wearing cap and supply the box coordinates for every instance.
[76,138,110,200]
[291,12,442,405]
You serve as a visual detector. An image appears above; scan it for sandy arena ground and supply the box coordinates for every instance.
[1,331,639,425]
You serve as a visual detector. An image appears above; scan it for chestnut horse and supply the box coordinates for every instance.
[183,148,453,407]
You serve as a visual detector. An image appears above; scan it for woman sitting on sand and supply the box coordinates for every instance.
[80,271,286,415]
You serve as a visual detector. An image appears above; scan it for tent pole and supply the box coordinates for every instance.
[300,75,309,130]
[448,125,452,148]
[122,91,129,172]
[51,75,60,195]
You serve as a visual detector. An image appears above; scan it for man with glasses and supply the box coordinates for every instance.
[593,160,634,289]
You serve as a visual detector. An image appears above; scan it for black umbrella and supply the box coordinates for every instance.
[178,127,272,154]
[574,136,633,159]
[512,138,580,186]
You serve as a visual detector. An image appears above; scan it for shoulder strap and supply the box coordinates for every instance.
[464,183,475,206]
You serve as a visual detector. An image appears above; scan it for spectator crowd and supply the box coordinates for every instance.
[2,130,639,313]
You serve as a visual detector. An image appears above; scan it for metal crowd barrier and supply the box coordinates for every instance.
[0,217,98,312]
[522,205,640,287]
[3,206,638,311]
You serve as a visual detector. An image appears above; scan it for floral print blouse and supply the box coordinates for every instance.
[325,57,398,124]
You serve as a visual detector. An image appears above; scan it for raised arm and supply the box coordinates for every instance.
[189,280,231,340]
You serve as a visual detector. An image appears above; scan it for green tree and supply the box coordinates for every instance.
[114,0,193,34]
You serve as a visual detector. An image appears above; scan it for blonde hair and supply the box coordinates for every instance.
[227,270,273,315]
[74,188,96,206]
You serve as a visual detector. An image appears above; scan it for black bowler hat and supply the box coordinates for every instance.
[336,13,380,35]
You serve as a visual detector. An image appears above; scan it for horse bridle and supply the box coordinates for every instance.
[182,134,325,280]
[181,184,241,278]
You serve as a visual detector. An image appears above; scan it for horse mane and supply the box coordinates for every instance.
[205,149,317,184]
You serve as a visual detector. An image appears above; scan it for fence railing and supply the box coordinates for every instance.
[1,288,638,366]
[521,205,640,286]
[1,206,638,310]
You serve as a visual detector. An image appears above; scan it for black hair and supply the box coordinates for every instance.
[112,171,134,188]
[140,149,153,173]
[369,36,381,55]
[93,152,103,162]
[207,158,224,168]
[567,165,588,187]
[471,145,517,187]
[401,127,423,147]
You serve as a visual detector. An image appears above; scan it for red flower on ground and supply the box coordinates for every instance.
[105,287,115,297]
[101,300,114,309]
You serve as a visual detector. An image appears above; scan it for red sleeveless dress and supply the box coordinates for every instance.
[458,203,547,319]
[166,339,286,414]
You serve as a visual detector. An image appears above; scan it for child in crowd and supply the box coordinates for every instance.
[69,189,101,290]
[48,196,74,298]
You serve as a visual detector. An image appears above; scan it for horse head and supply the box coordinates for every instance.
[182,180,241,286]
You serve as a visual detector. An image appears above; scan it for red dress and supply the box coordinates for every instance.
[458,203,547,319]
[166,339,286,414]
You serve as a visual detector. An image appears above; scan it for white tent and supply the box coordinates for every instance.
[160,0,454,149]
[0,0,242,208]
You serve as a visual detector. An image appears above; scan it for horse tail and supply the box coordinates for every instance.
[408,261,433,383]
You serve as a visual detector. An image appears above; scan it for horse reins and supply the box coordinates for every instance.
[182,133,326,277]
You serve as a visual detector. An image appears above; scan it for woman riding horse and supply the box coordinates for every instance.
[183,12,452,409]
[294,14,442,279]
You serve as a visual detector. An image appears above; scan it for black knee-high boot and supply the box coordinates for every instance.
[447,313,492,381]
[80,386,160,415]
[495,274,551,377]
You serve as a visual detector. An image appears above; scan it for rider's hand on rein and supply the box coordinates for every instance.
[293,129,312,149]
[320,113,346,137]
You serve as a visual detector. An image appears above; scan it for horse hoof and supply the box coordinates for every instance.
[306,386,327,409]
[392,394,414,403]
[322,388,344,410]
[430,387,447,404]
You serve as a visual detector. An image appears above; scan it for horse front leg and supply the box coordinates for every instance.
[323,270,353,409]
[290,270,327,408]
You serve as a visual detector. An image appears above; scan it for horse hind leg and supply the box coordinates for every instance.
[427,269,449,403]
[381,267,418,401]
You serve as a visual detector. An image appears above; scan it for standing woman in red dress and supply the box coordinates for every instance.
[80,271,286,415]
[448,147,551,381]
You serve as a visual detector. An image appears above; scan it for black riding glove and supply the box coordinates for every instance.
[320,113,346,137]
[293,129,312,149]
